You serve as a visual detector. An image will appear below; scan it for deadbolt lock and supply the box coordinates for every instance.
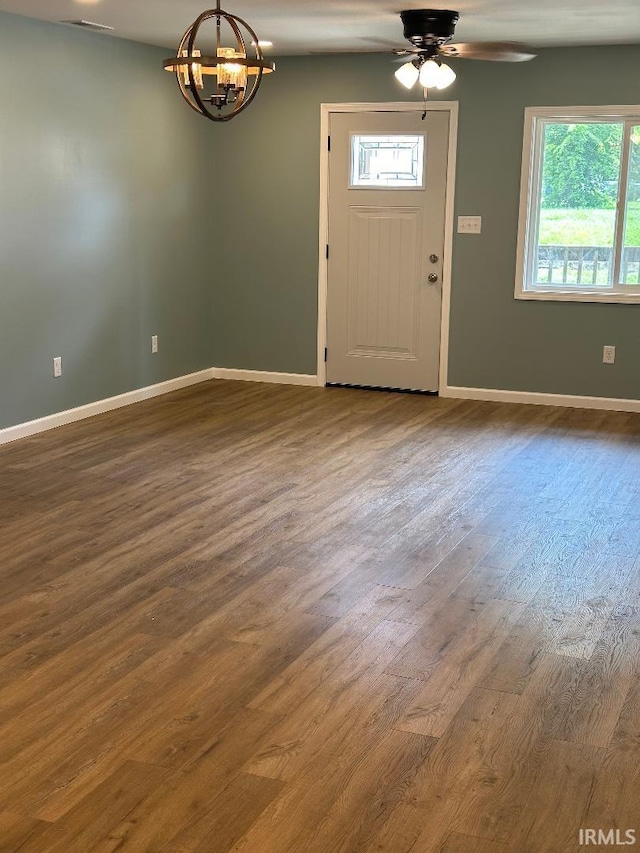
[429,254,439,263]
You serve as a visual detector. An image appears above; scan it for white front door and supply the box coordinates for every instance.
[326,109,450,392]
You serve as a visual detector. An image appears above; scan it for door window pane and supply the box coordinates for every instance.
[350,134,425,188]
[534,122,623,288]
[621,126,640,284]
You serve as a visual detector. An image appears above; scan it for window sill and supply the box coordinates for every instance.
[515,289,640,304]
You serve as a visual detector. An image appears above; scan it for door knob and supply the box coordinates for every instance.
[428,273,439,283]
[429,254,439,263]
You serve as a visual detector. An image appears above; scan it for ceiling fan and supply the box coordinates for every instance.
[393,9,536,90]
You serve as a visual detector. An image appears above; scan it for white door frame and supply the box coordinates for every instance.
[317,101,459,390]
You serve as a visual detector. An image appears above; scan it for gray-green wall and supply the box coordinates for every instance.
[211,48,640,399]
[0,11,213,430]
[1,10,639,433]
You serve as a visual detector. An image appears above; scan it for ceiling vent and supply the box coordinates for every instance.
[61,20,114,32]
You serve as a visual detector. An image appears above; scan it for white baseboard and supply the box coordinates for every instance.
[211,368,320,387]
[3,371,636,447]
[0,369,217,446]
[442,385,640,414]
[0,367,321,446]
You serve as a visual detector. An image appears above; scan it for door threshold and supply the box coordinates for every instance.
[325,382,438,396]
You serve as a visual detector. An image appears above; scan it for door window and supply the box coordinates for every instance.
[350,134,425,189]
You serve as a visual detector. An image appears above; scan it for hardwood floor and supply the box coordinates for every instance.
[0,379,639,852]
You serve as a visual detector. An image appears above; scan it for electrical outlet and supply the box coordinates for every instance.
[457,215,482,234]
[603,345,616,364]
[53,357,62,377]
[151,335,158,354]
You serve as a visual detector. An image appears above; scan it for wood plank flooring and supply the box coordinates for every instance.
[1,379,639,852]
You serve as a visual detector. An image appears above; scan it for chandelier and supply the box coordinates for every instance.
[163,2,275,122]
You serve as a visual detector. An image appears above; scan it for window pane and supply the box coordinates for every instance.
[621,126,640,285]
[534,122,623,288]
[350,135,425,188]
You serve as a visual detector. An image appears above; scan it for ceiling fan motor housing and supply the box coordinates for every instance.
[400,9,460,47]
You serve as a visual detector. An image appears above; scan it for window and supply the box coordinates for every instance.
[350,134,425,189]
[515,107,640,302]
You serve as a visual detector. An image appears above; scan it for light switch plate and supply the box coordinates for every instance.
[458,216,482,234]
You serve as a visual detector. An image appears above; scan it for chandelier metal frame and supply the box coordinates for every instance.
[163,1,275,123]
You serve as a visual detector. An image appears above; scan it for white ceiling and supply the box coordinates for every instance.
[1,0,640,55]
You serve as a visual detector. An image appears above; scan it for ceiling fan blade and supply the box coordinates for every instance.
[393,49,422,62]
[440,42,537,62]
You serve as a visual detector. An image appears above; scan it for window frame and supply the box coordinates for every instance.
[515,105,640,303]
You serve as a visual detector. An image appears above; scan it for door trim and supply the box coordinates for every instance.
[317,101,459,390]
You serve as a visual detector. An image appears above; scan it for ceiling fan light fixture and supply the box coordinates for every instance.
[418,59,442,88]
[391,10,535,94]
[434,61,456,89]
[395,61,420,89]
